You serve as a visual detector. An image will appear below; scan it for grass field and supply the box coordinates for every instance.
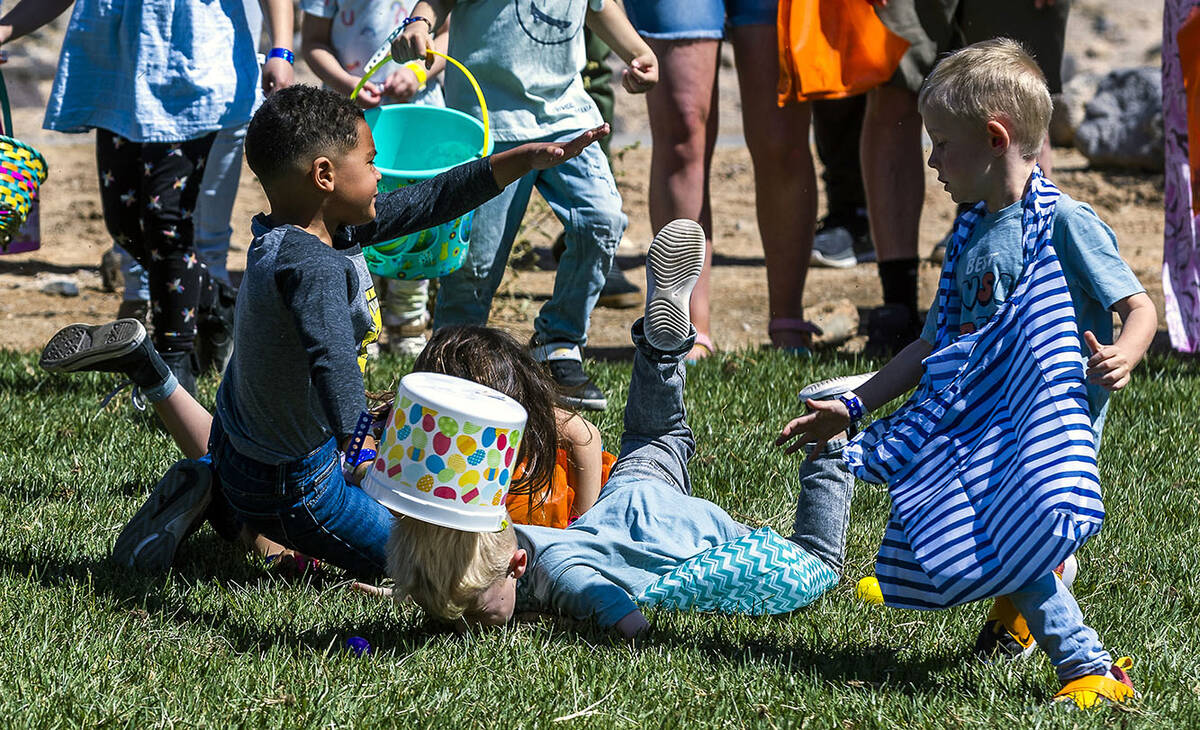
[1,346,1198,728]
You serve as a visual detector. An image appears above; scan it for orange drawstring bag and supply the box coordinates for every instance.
[777,0,910,105]
[506,448,616,529]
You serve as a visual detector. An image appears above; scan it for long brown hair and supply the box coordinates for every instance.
[410,326,559,504]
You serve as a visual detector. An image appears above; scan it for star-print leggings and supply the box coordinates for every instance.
[95,129,217,353]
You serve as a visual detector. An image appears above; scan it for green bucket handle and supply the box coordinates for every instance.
[351,49,490,159]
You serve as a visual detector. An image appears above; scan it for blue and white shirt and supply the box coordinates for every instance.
[44,0,264,143]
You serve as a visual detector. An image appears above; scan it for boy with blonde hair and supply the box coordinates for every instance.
[779,38,1156,709]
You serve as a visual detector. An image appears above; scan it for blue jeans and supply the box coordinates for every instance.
[118,121,246,297]
[208,417,392,579]
[433,135,627,346]
[1009,573,1112,682]
[606,318,697,496]
[789,437,1111,681]
[624,0,778,39]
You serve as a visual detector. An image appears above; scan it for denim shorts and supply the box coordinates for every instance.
[624,0,778,40]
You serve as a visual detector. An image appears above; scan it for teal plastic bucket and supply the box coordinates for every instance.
[362,103,493,280]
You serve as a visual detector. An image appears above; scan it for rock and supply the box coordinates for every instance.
[40,277,79,297]
[1075,67,1163,171]
[1050,72,1101,148]
[808,298,859,348]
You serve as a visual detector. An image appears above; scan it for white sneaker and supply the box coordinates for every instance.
[644,219,706,352]
[797,372,877,405]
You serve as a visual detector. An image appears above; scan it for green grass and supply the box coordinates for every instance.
[1,347,1198,728]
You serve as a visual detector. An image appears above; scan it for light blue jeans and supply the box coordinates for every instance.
[791,437,1111,682]
[119,121,247,297]
[606,318,698,496]
[433,135,627,346]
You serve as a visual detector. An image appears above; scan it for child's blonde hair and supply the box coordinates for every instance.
[918,38,1052,159]
[387,516,516,621]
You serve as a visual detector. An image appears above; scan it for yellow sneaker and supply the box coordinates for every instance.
[1053,656,1136,709]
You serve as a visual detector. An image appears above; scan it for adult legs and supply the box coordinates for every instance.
[730,23,819,350]
[193,122,247,287]
[643,37,720,358]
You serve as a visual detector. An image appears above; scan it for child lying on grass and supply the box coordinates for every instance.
[384,220,841,638]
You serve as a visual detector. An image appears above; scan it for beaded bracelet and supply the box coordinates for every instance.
[343,410,374,466]
[267,47,294,65]
[401,15,433,33]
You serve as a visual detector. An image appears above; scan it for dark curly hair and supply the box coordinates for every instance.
[410,326,560,509]
[244,84,364,184]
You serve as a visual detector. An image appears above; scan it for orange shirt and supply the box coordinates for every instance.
[506,448,616,528]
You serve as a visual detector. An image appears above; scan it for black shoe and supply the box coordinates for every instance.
[863,304,922,359]
[40,319,173,392]
[196,278,237,375]
[160,351,198,397]
[531,340,607,411]
[597,264,642,309]
[112,459,213,574]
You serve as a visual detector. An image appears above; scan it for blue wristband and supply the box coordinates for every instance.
[267,47,294,65]
[400,15,433,32]
[353,448,377,468]
[838,391,867,424]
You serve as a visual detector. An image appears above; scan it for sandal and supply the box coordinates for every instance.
[1053,656,1136,709]
[685,331,716,365]
[768,318,822,357]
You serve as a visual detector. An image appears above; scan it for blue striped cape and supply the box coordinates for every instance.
[843,168,1103,610]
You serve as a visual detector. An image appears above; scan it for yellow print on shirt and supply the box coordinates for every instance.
[358,282,382,372]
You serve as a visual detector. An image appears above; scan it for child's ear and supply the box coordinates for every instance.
[311,156,336,192]
[986,120,1011,156]
[510,548,527,580]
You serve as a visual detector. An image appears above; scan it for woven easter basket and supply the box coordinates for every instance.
[0,67,48,251]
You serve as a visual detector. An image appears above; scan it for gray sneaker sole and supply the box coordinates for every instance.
[39,319,146,373]
[112,460,212,574]
[645,219,706,352]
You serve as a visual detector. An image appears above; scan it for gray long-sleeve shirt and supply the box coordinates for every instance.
[215,158,500,464]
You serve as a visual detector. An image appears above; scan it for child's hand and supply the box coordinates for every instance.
[526,124,610,169]
[354,81,384,109]
[1084,330,1134,391]
[622,53,658,94]
[383,67,422,102]
[392,21,435,68]
[775,399,851,459]
[261,56,294,97]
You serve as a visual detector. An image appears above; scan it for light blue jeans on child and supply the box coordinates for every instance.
[792,434,1112,682]
[606,318,698,496]
[433,135,627,346]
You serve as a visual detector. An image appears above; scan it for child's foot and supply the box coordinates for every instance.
[111,459,213,573]
[797,372,878,405]
[1053,657,1136,709]
[40,318,174,395]
[531,340,607,411]
[644,219,706,352]
[974,555,1079,660]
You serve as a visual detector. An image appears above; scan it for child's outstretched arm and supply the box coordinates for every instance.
[1084,292,1156,391]
[585,1,658,93]
[0,0,74,44]
[490,125,611,187]
[556,408,603,516]
[776,338,931,457]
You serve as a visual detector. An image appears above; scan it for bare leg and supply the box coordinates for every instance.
[152,387,213,460]
[862,86,924,263]
[731,24,818,349]
[644,37,720,358]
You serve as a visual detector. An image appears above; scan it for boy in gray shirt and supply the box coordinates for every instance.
[40,85,609,578]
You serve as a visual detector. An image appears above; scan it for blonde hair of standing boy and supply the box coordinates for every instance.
[917,37,1052,159]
